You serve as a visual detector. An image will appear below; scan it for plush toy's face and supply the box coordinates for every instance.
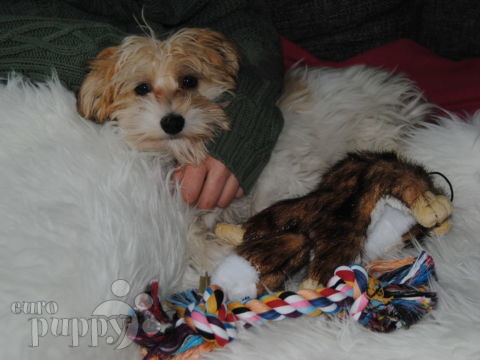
[77,28,239,164]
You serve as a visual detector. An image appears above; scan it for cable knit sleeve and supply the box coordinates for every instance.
[207,64,284,192]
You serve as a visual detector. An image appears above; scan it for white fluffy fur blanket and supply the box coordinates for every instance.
[1,77,480,360]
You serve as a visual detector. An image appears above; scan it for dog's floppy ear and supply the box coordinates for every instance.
[193,28,240,78]
[172,28,240,81]
[77,46,120,123]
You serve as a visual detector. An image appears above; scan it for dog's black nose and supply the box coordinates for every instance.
[160,113,185,135]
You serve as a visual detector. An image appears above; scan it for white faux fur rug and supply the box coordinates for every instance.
[0,77,191,359]
[1,77,480,359]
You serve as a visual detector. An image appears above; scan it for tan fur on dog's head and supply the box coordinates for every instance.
[78,28,239,164]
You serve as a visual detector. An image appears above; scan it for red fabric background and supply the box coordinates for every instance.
[282,37,480,115]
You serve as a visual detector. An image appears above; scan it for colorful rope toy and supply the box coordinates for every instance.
[129,251,437,359]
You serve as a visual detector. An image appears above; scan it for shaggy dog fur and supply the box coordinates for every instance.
[77,29,239,164]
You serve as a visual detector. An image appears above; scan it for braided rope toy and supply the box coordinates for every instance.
[129,251,437,359]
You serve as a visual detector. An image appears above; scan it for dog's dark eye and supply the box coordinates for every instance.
[134,83,151,96]
[181,76,198,89]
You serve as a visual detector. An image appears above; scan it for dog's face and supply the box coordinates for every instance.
[78,28,239,164]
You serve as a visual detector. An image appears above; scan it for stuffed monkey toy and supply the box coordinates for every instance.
[212,151,453,300]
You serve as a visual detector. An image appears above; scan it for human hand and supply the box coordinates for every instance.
[172,156,244,210]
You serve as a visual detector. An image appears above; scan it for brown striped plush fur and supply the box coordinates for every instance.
[236,151,446,294]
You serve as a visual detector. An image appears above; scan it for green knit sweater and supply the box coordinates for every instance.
[0,0,284,193]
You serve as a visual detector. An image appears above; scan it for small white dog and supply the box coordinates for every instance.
[78,28,433,275]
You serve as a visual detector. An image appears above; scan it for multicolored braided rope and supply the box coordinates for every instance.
[129,251,437,359]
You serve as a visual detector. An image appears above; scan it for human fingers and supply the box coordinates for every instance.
[235,187,244,199]
[196,159,230,209]
[217,174,242,208]
[178,164,208,205]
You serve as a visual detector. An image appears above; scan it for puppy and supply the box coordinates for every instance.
[78,28,239,164]
[78,28,433,276]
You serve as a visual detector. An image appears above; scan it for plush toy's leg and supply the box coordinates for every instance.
[304,230,366,288]
[237,232,311,296]
[410,191,453,228]
[215,223,245,246]
[256,242,311,295]
[212,232,310,300]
